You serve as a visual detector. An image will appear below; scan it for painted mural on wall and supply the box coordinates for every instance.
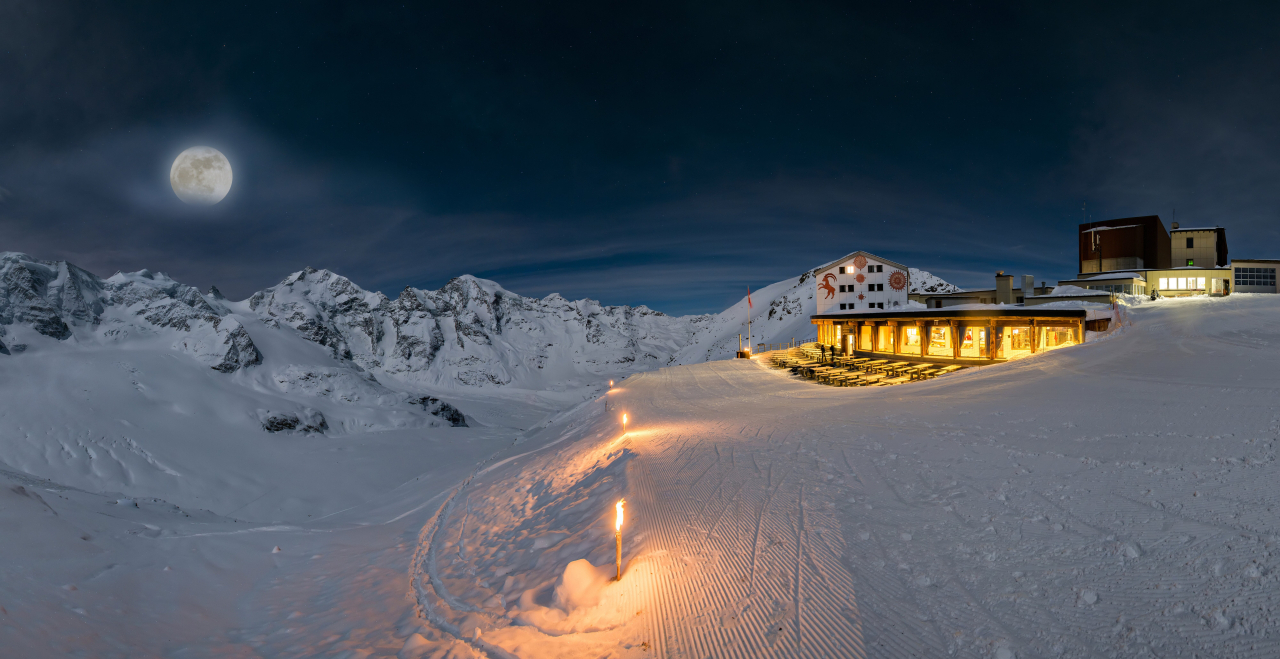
[814,251,911,315]
[819,273,837,299]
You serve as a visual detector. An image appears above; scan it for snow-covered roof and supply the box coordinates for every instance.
[1081,225,1140,233]
[814,250,908,276]
[1076,272,1146,282]
[1033,285,1111,298]
[1170,227,1221,232]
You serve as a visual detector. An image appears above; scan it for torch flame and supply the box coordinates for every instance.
[615,499,625,531]
[622,413,628,425]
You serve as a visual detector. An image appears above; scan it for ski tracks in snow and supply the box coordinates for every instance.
[407,313,1280,658]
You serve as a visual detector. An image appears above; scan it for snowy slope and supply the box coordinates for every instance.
[672,271,818,364]
[909,266,963,294]
[670,266,964,364]
[404,294,1280,659]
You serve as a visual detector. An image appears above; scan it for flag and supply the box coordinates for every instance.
[747,287,752,309]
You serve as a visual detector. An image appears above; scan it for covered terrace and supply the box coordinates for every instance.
[811,308,1089,366]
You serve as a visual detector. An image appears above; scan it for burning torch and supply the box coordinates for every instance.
[622,413,628,434]
[615,498,626,580]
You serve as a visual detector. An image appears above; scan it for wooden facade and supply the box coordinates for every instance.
[812,308,1088,366]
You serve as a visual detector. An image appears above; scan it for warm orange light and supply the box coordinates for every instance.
[622,413,628,425]
[615,499,625,531]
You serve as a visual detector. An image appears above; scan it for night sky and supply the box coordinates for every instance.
[4,2,1280,314]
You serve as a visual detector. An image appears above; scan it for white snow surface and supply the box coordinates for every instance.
[13,253,1280,657]
[909,267,964,294]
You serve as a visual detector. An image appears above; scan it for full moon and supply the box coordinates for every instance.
[170,146,233,205]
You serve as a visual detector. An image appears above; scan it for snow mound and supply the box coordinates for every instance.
[554,559,615,612]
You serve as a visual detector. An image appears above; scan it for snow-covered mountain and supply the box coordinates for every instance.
[0,252,962,398]
[241,267,711,392]
[909,267,963,294]
[0,252,466,438]
[0,253,260,371]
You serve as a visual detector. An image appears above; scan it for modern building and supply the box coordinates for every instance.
[1079,215,1170,273]
[814,251,911,314]
[1232,259,1280,293]
[1074,216,1231,297]
[1170,224,1228,267]
[1054,272,1147,296]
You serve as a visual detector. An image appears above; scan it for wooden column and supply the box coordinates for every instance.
[950,320,961,360]
[888,321,899,355]
[1030,319,1039,354]
[989,319,999,360]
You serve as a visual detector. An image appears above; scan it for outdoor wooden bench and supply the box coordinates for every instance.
[911,367,941,380]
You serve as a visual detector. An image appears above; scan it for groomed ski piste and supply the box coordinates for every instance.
[6,293,1280,657]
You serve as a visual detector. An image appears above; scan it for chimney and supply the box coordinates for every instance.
[1172,221,1179,230]
[995,272,1015,304]
[1021,275,1034,302]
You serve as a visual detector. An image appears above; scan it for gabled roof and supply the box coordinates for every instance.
[814,250,909,277]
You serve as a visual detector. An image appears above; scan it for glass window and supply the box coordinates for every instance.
[1177,277,1187,289]
[1159,277,1168,289]
[876,326,894,352]
[1187,259,1194,266]
[1042,327,1076,349]
[928,326,951,356]
[1197,278,1205,289]
[902,327,921,355]
[1008,327,1031,350]
[959,327,986,358]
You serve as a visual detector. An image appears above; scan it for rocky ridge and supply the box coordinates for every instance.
[0,252,261,373]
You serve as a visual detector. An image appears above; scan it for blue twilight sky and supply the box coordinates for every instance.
[3,2,1280,314]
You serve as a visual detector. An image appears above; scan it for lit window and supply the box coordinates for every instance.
[1159,277,1168,289]
[1177,277,1187,289]
[1187,259,1194,266]
[1197,278,1205,289]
